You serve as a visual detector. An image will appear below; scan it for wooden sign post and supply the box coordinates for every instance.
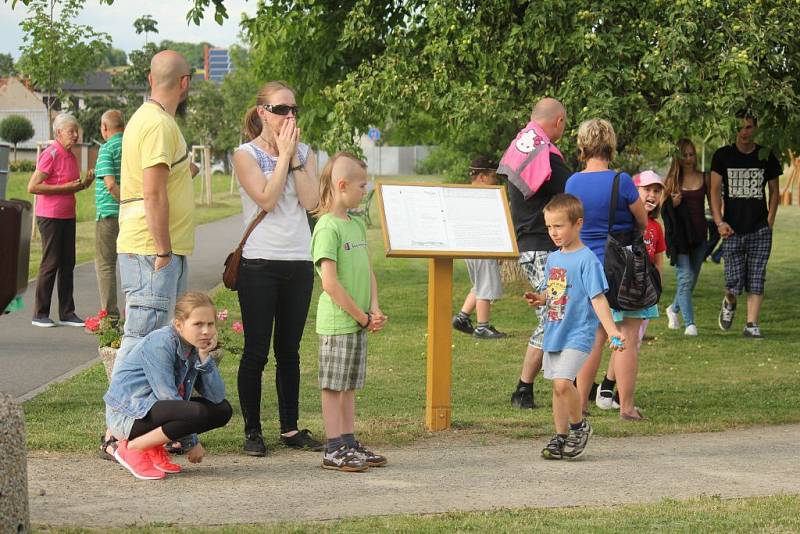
[376,181,518,431]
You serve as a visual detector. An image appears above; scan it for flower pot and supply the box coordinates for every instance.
[99,346,118,383]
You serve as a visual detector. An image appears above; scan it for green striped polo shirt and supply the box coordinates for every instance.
[95,132,122,220]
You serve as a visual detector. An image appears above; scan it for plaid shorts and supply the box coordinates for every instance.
[318,330,367,391]
[723,225,772,295]
[519,250,550,349]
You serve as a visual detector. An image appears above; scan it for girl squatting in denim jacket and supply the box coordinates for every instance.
[104,292,232,480]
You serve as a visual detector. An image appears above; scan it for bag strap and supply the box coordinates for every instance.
[607,172,621,233]
[236,210,268,252]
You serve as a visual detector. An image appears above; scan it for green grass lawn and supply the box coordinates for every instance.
[32,495,800,532]
[5,172,243,278]
[22,182,800,453]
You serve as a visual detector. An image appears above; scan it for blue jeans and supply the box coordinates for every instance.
[115,253,188,371]
[670,244,706,326]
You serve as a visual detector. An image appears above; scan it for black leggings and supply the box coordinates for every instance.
[129,398,233,441]
[236,259,313,435]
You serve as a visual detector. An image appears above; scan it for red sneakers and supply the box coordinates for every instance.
[147,445,182,474]
[113,440,166,480]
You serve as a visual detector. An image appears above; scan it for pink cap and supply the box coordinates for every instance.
[633,170,664,188]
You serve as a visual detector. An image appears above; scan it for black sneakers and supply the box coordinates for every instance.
[743,323,764,339]
[280,429,324,451]
[718,297,736,331]
[563,419,593,459]
[452,314,474,334]
[322,444,368,472]
[353,441,387,467]
[541,435,565,460]
[510,387,535,409]
[243,432,267,457]
[473,325,508,339]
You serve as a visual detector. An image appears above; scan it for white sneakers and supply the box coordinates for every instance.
[666,306,680,330]
[684,324,698,336]
[595,388,619,410]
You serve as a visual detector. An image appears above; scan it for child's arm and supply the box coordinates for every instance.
[590,293,625,350]
[319,259,370,328]
[367,268,388,332]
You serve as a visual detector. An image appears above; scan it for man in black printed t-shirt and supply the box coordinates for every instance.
[710,112,781,339]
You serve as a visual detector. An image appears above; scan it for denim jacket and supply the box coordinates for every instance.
[104,325,226,445]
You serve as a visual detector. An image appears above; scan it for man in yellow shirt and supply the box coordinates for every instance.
[116,50,197,359]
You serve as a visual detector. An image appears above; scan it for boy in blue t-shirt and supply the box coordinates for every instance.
[525,194,624,460]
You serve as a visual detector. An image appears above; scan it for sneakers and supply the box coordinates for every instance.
[59,313,85,327]
[322,444,368,472]
[452,314,474,335]
[684,324,698,336]
[353,441,387,467]
[510,387,534,409]
[243,432,267,457]
[562,420,593,459]
[595,387,615,411]
[666,305,680,330]
[147,445,182,473]
[743,323,764,339]
[280,429,324,451]
[31,316,56,328]
[718,297,736,331]
[541,435,566,460]
[113,440,166,480]
[473,325,508,339]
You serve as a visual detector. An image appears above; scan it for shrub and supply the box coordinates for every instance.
[9,159,35,172]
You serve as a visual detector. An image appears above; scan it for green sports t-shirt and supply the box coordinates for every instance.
[311,213,371,335]
[94,132,122,220]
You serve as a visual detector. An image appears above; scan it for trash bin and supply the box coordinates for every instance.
[0,199,32,313]
[0,143,9,200]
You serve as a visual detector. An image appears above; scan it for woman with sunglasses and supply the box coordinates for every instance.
[232,81,323,456]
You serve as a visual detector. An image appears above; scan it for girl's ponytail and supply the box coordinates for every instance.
[243,106,261,141]
[312,156,337,217]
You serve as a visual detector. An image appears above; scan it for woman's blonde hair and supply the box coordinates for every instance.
[242,81,295,141]
[312,151,367,217]
[576,119,617,162]
[174,292,216,323]
[664,138,696,196]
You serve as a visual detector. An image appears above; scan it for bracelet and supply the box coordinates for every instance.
[715,221,725,227]
[361,312,372,329]
[156,251,171,258]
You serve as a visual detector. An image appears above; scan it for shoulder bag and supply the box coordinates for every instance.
[222,210,268,290]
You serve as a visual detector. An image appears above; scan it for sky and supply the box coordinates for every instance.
[0,0,258,59]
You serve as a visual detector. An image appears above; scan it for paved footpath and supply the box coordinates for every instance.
[28,424,800,527]
[0,214,243,400]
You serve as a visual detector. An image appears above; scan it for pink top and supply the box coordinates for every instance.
[35,141,78,219]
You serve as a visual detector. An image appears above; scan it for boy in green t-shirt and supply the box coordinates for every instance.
[311,152,388,472]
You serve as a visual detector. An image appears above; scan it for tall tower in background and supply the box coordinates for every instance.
[203,46,234,82]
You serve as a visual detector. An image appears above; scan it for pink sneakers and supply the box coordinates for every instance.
[147,445,182,474]
[113,440,166,480]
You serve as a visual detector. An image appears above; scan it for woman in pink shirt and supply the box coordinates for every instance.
[27,113,93,327]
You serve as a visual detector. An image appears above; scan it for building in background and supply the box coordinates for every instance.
[204,46,234,82]
[0,77,49,155]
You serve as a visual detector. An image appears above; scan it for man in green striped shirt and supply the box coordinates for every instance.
[94,109,124,321]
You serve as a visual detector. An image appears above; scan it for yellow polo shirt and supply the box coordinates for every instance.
[117,101,195,256]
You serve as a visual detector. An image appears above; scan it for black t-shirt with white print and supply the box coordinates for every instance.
[711,143,781,234]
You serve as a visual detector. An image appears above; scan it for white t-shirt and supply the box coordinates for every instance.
[236,142,312,261]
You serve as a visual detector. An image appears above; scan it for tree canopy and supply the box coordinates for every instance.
[0,115,35,161]
[0,53,16,77]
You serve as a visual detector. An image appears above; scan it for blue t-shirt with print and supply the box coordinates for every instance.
[565,170,639,263]
[539,246,609,354]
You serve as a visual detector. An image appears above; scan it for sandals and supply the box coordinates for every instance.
[620,408,647,421]
[99,436,118,461]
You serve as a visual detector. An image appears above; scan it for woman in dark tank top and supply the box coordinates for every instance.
[662,138,713,336]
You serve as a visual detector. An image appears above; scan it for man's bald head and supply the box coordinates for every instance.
[149,50,191,91]
[530,97,567,142]
[101,109,124,131]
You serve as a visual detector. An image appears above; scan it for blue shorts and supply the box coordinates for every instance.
[612,304,659,322]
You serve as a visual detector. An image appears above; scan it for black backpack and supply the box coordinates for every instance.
[603,174,662,311]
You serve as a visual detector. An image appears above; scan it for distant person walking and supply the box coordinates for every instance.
[233,81,322,456]
[710,112,781,339]
[93,109,125,321]
[502,97,571,409]
[28,112,93,328]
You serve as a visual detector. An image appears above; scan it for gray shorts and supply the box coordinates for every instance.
[543,349,589,381]
[519,250,550,348]
[318,330,367,391]
[466,259,503,300]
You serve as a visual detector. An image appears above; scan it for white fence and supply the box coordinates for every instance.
[316,145,432,176]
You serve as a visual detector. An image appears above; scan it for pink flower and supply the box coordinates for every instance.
[84,316,100,332]
[217,309,229,322]
[231,321,244,334]
[98,309,108,319]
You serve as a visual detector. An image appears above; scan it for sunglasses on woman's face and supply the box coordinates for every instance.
[262,104,299,116]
